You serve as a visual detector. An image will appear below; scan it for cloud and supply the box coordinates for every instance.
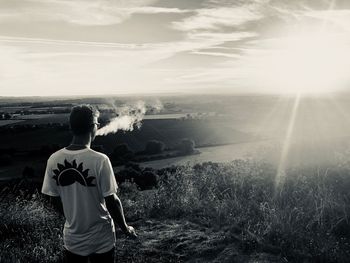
[172,6,263,31]
[0,0,190,26]
[188,31,257,42]
[0,33,252,64]
[0,29,258,96]
[191,51,242,59]
[0,44,57,96]
[125,6,190,14]
[2,0,350,96]
[303,9,350,31]
[169,2,265,58]
[169,26,350,94]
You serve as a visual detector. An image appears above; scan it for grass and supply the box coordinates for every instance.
[149,161,350,262]
[1,159,350,262]
[0,181,64,263]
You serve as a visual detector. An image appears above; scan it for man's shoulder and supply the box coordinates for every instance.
[47,148,65,160]
[47,147,110,163]
[88,149,109,161]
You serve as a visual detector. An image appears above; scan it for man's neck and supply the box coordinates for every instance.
[67,135,91,150]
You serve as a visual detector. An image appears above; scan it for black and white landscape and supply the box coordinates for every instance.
[1,0,350,262]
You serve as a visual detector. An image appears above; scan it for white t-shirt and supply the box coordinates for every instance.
[41,147,118,256]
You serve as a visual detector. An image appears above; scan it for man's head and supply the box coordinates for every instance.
[69,105,100,139]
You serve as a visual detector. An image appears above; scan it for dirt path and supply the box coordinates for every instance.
[115,219,283,263]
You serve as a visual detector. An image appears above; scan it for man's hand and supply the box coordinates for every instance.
[105,194,138,239]
[125,225,137,239]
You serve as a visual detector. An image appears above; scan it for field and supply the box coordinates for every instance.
[139,140,270,169]
[0,117,257,182]
[0,99,260,183]
[0,120,25,127]
[17,114,70,123]
[0,118,255,153]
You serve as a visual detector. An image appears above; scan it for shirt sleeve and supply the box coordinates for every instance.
[41,158,60,197]
[99,157,118,197]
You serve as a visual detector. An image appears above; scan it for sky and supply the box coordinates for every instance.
[1,0,350,96]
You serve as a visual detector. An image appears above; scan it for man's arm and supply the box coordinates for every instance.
[105,193,137,238]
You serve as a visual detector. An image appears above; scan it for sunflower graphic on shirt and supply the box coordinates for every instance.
[52,159,96,187]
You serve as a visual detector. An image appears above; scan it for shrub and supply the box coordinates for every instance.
[4,113,11,120]
[116,166,141,184]
[117,164,159,190]
[145,140,165,155]
[112,143,133,157]
[22,166,35,178]
[125,162,142,172]
[0,154,12,167]
[135,170,158,190]
[39,144,60,157]
[176,138,195,154]
[91,145,105,153]
[110,144,134,165]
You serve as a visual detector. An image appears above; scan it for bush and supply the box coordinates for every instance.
[4,113,11,120]
[0,154,12,167]
[39,144,60,157]
[116,164,158,190]
[145,140,165,155]
[0,148,17,156]
[176,138,195,154]
[125,162,142,172]
[116,166,141,184]
[22,166,35,178]
[112,143,133,157]
[91,145,105,153]
[134,170,158,190]
[110,144,134,165]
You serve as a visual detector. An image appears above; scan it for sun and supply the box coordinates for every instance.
[258,32,350,95]
[53,159,95,187]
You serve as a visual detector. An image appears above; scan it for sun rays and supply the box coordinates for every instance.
[256,92,350,193]
[274,93,301,189]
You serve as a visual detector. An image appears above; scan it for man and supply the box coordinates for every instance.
[42,104,136,263]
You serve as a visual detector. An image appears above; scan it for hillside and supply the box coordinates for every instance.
[1,160,350,262]
[114,219,281,263]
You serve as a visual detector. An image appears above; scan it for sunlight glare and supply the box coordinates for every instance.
[260,32,349,94]
[275,93,301,189]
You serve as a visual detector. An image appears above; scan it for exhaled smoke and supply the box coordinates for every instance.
[96,100,163,136]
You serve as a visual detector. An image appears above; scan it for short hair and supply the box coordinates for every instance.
[69,104,99,135]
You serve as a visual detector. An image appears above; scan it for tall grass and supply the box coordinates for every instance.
[145,161,350,262]
[1,159,350,262]
[0,182,64,263]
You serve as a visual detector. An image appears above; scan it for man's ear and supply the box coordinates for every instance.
[90,126,97,140]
